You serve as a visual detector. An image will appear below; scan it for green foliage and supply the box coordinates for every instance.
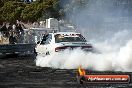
[0,0,88,23]
[0,0,62,23]
[21,1,49,22]
[0,1,25,22]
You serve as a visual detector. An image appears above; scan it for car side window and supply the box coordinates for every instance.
[45,34,52,44]
[41,34,52,44]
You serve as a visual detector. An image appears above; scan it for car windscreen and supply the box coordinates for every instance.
[55,34,87,43]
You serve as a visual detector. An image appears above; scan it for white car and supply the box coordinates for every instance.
[35,32,93,56]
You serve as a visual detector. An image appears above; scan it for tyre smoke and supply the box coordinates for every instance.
[36,30,132,72]
[36,0,132,72]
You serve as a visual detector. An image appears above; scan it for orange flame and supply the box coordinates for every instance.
[78,66,86,76]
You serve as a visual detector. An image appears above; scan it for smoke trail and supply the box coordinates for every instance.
[36,0,132,72]
[36,30,132,72]
[35,31,132,72]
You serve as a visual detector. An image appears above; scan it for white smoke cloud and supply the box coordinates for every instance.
[115,40,132,71]
[36,0,132,72]
[36,48,113,71]
[36,39,132,72]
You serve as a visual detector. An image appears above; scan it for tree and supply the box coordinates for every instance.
[0,0,62,23]
[0,1,25,22]
[21,1,48,22]
[21,0,61,22]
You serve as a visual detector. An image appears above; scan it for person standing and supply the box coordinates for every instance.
[0,22,8,37]
[8,23,13,32]
[16,20,24,43]
[9,31,17,44]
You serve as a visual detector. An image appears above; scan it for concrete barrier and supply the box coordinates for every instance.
[0,44,36,54]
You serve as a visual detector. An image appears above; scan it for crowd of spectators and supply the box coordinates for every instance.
[0,20,49,44]
[0,20,24,44]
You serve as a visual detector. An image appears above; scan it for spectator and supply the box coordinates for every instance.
[8,23,13,32]
[12,24,17,35]
[16,23,24,34]
[12,24,16,31]
[0,22,8,37]
[9,31,17,44]
[16,20,24,43]
[0,22,6,31]
[27,31,34,43]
